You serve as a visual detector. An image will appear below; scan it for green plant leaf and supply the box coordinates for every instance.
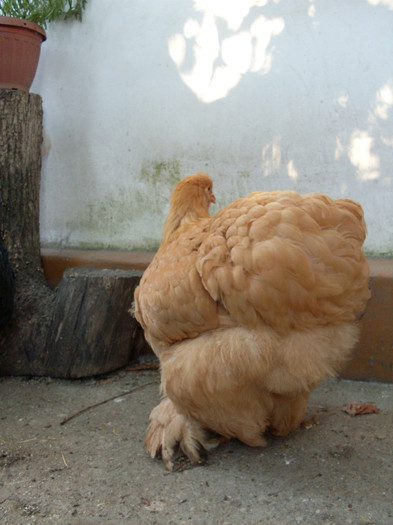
[0,0,88,28]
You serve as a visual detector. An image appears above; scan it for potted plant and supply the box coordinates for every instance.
[0,0,87,91]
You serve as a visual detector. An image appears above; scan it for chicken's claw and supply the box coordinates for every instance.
[145,397,218,470]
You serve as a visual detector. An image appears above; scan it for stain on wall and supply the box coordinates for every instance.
[62,160,182,250]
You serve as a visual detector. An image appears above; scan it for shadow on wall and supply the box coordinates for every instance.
[169,1,285,104]
[168,0,393,187]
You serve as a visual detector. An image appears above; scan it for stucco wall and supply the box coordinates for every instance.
[32,0,393,254]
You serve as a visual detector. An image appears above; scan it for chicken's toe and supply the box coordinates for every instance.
[145,397,218,470]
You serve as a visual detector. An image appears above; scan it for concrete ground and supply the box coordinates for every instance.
[0,366,392,524]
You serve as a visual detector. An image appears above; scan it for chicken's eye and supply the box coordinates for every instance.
[207,186,211,191]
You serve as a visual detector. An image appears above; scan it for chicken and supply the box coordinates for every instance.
[133,173,370,470]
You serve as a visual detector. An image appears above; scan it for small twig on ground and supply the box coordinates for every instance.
[60,380,159,426]
[125,363,159,371]
[61,453,69,468]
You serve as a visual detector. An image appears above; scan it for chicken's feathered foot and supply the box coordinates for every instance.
[144,397,219,471]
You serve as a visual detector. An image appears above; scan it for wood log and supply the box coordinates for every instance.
[0,90,43,274]
[43,268,142,378]
[0,90,146,377]
[0,90,55,376]
[0,238,14,326]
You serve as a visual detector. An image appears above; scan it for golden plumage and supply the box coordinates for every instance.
[133,173,370,470]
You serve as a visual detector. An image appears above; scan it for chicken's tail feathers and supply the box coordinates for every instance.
[333,197,368,244]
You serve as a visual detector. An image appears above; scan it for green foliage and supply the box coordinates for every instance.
[0,0,88,28]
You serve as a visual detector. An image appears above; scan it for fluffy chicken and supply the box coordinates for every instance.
[133,173,370,470]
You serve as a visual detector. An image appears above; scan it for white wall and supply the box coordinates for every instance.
[32,0,393,254]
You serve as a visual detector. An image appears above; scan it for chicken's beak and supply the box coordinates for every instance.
[210,192,216,205]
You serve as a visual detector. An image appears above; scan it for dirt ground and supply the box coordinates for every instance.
[0,362,392,525]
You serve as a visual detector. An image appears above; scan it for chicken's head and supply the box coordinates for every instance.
[171,172,216,212]
[163,173,216,240]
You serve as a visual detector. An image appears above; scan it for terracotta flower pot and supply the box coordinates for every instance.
[0,16,46,92]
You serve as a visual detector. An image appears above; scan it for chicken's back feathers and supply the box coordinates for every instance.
[134,188,370,351]
[198,191,370,334]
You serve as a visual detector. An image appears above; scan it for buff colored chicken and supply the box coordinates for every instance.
[133,173,370,470]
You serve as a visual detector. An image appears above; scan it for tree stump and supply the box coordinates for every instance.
[0,90,55,375]
[44,268,141,378]
[0,238,14,326]
[0,90,145,377]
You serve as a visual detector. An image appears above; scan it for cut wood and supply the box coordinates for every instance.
[0,90,147,377]
[44,267,142,378]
